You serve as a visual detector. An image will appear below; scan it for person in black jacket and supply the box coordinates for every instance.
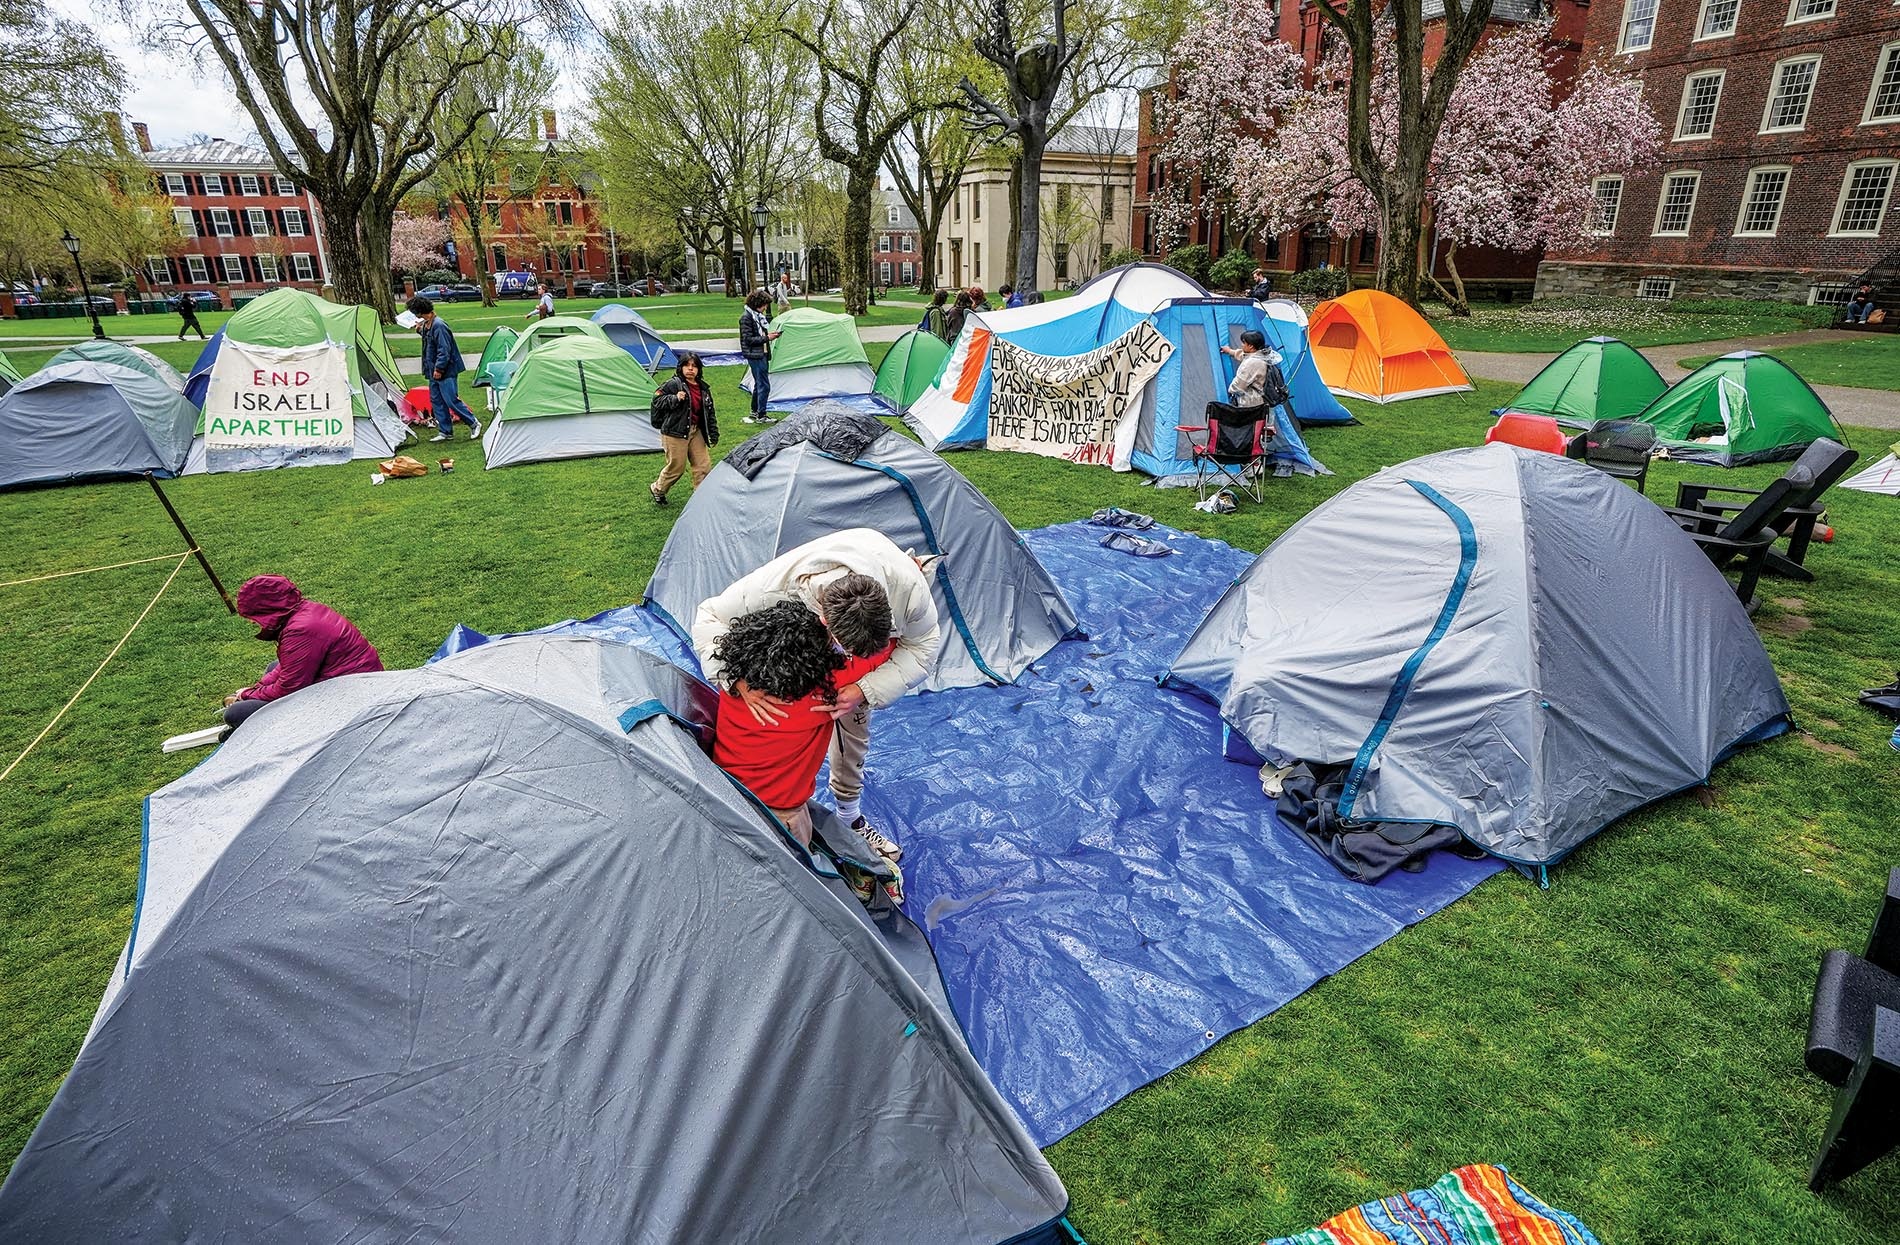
[406,295,481,441]
[943,289,973,341]
[648,351,718,505]
[739,289,780,424]
[174,291,205,341]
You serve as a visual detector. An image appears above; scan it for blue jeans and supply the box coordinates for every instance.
[430,376,479,434]
[747,356,770,417]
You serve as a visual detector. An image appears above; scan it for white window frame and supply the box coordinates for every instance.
[239,174,260,195]
[256,253,281,282]
[879,235,892,253]
[1785,0,1834,24]
[901,261,914,284]
[172,207,195,237]
[1590,175,1625,234]
[185,255,210,283]
[146,257,170,285]
[1862,42,1900,126]
[1674,70,1726,140]
[1760,56,1822,134]
[886,205,899,224]
[275,175,295,196]
[1652,170,1702,236]
[1829,159,1898,237]
[1694,0,1740,40]
[1638,277,1677,299]
[163,173,188,196]
[209,207,234,237]
[1733,165,1792,236]
[246,207,270,236]
[1618,0,1659,52]
[1808,283,1853,306]
[879,260,892,284]
[202,173,225,195]
[283,207,307,237]
[291,253,316,281]
[220,254,245,283]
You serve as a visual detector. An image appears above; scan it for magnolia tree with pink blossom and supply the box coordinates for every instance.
[389,211,453,278]
[1159,9,1661,310]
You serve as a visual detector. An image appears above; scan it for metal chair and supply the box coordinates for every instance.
[1179,402,1275,504]
[1564,419,1658,493]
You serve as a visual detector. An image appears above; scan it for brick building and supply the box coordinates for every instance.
[876,201,923,289]
[1133,0,1590,296]
[433,115,619,293]
[138,129,334,295]
[1535,0,1900,304]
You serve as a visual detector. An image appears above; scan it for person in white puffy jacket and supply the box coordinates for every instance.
[692,528,942,863]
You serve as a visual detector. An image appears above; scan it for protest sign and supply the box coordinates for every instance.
[203,341,353,449]
[984,323,1173,466]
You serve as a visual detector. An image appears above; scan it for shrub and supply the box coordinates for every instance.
[1207,251,1258,293]
[1287,267,1347,299]
[1164,244,1211,285]
[419,268,460,285]
[1102,246,1143,271]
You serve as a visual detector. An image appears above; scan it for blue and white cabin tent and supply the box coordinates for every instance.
[645,402,1082,692]
[592,303,678,371]
[905,263,1349,482]
[1163,444,1792,876]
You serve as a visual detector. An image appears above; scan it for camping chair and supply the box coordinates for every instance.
[1484,412,1568,455]
[1805,866,1900,1191]
[1564,419,1658,494]
[1672,439,1858,581]
[1659,468,1808,610]
[1180,402,1276,504]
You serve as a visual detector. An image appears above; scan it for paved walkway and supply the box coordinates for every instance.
[1462,329,1900,431]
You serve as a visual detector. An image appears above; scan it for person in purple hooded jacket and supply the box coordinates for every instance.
[220,575,383,734]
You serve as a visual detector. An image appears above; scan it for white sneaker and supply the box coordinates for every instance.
[852,817,902,864]
[468,420,483,439]
[428,433,449,442]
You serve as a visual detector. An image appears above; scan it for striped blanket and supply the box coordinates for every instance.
[1266,1165,1600,1245]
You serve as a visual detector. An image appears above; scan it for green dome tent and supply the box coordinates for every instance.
[475,325,518,389]
[873,328,950,414]
[506,315,608,364]
[0,350,21,398]
[1635,350,1846,466]
[484,335,660,469]
[741,306,874,408]
[1500,336,1666,429]
[48,340,187,393]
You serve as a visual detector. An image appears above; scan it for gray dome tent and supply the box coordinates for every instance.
[1165,444,1791,874]
[0,635,1074,1243]
[0,361,198,488]
[644,402,1082,691]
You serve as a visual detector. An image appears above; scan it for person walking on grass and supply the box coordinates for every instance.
[740,288,781,424]
[406,295,481,442]
[174,291,205,341]
[525,282,555,321]
[692,528,943,865]
[648,351,717,506]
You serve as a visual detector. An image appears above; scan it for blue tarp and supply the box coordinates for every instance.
[433,521,1501,1145]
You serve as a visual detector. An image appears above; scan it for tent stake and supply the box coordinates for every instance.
[146,475,235,613]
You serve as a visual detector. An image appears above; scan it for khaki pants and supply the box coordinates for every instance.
[652,430,710,499]
[827,701,871,804]
[768,802,815,849]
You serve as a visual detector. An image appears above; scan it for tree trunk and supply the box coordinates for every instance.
[1427,239,1471,316]
[356,199,398,324]
[1005,151,1023,287]
[320,186,379,317]
[1381,180,1426,307]
[841,167,875,315]
[464,206,496,306]
[1016,130,1045,296]
[719,224,738,296]
[917,215,940,291]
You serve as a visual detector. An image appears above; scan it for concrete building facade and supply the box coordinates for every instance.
[936,126,1136,292]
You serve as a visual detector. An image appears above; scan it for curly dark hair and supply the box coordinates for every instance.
[713,600,843,702]
[816,573,893,659]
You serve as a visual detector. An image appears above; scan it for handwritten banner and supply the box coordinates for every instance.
[986,323,1174,466]
[204,341,353,449]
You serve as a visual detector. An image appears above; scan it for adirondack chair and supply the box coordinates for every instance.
[1806,867,1900,1191]
[1659,469,1807,610]
[1672,439,1858,581]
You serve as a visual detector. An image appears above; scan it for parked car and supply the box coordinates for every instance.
[415,283,481,303]
[588,281,644,298]
[53,294,118,310]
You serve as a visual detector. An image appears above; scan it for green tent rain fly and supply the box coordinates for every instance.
[1635,350,1846,466]
[741,306,874,408]
[476,326,519,390]
[873,328,950,414]
[1500,336,1666,429]
[0,350,24,398]
[484,335,660,469]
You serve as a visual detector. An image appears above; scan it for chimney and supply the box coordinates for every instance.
[133,122,153,153]
[543,109,557,142]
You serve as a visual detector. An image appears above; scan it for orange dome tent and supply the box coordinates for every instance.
[1308,289,1472,404]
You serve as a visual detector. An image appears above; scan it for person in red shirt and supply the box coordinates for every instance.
[220,576,382,735]
[710,600,892,852]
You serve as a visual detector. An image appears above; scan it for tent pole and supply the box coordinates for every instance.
[146,474,235,613]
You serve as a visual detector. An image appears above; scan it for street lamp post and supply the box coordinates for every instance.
[59,230,106,340]
[751,198,769,296]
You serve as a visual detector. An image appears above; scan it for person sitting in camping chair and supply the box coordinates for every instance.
[1184,331,1284,504]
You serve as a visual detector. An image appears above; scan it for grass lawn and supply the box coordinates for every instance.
[1680,334,1900,393]
[2,370,1898,1241]
[1429,297,1836,354]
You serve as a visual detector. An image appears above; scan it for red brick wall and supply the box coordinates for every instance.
[1547,0,1899,296]
[443,185,612,285]
[148,169,328,290]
